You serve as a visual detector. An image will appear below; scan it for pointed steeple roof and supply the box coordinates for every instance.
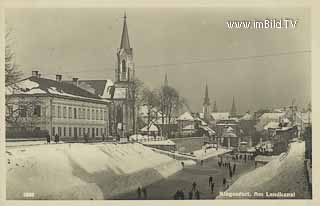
[203,83,210,105]
[230,96,237,117]
[164,73,168,87]
[120,12,131,51]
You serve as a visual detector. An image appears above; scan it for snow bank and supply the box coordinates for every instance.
[142,139,176,146]
[193,147,231,160]
[217,142,309,199]
[6,143,182,200]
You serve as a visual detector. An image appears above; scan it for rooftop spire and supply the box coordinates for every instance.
[203,83,210,105]
[120,12,131,51]
[230,96,237,117]
[164,73,168,87]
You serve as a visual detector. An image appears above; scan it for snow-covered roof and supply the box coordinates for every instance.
[142,139,176,146]
[255,112,285,132]
[226,127,234,132]
[7,76,107,102]
[263,122,280,130]
[259,112,285,120]
[240,113,254,120]
[140,124,158,132]
[222,132,237,138]
[177,112,194,121]
[182,124,195,130]
[200,126,216,134]
[211,112,229,121]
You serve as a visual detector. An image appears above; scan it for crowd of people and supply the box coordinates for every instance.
[136,187,148,199]
[173,181,201,200]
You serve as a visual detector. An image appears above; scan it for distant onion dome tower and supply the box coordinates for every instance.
[230,96,237,117]
[203,83,211,121]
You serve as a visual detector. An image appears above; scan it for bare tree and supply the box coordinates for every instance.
[5,29,22,90]
[129,77,144,134]
[140,87,159,136]
[157,85,187,138]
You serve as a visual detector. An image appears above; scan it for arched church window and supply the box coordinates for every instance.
[122,60,126,73]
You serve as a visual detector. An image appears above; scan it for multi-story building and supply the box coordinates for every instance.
[6,71,110,139]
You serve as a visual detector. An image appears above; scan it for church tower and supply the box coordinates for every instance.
[203,84,211,121]
[116,12,134,83]
[113,12,135,137]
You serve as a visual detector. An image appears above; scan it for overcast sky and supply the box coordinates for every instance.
[6,7,310,113]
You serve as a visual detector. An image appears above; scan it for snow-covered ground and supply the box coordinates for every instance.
[6,143,182,200]
[193,147,231,160]
[217,141,311,199]
[142,139,175,146]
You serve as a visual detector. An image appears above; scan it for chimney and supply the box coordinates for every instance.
[72,77,79,86]
[56,74,62,82]
[32,70,39,77]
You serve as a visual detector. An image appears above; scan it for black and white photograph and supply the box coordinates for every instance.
[3,3,314,202]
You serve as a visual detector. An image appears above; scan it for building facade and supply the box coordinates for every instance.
[6,72,109,140]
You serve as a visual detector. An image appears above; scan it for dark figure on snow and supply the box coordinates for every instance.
[46,134,51,144]
[218,161,221,167]
[223,178,226,186]
[142,187,147,199]
[229,170,233,179]
[233,164,236,174]
[209,176,213,186]
[54,134,59,143]
[188,191,193,199]
[181,161,185,168]
[180,190,185,200]
[174,190,179,200]
[195,190,200,199]
[192,182,197,191]
[200,160,204,166]
[102,133,105,142]
[84,133,89,143]
[137,187,142,199]
[211,182,215,193]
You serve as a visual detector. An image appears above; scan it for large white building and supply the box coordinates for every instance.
[6,71,110,139]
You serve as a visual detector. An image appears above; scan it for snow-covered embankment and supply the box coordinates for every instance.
[6,143,182,200]
[217,141,310,199]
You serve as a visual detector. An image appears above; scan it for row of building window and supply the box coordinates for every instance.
[52,105,107,121]
[52,126,107,137]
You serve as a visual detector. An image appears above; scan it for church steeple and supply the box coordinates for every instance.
[164,73,168,87]
[203,84,210,106]
[120,12,131,51]
[203,83,210,121]
[230,96,237,117]
[116,12,134,82]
